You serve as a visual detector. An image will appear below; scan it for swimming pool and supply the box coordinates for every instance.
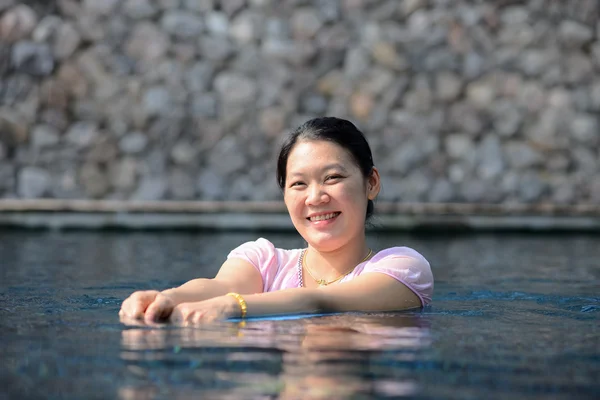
[1,230,598,399]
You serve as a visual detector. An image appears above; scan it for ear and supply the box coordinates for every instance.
[366,167,381,200]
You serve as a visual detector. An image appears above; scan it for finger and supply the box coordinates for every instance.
[125,291,158,319]
[145,296,174,323]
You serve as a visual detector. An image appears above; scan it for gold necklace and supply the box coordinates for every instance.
[303,249,373,287]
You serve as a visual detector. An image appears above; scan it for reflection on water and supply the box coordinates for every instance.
[118,314,430,399]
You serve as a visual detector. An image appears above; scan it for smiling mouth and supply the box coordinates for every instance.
[308,212,341,222]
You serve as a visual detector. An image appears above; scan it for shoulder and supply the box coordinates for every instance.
[362,246,434,305]
[227,237,301,266]
[370,246,430,266]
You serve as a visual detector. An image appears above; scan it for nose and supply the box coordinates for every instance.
[305,184,329,206]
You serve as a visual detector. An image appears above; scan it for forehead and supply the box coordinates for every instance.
[286,140,355,172]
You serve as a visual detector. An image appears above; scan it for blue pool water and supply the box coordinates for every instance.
[1,230,598,399]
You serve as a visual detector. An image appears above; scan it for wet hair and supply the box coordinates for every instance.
[276,117,376,220]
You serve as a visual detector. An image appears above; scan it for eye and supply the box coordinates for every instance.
[325,174,343,182]
[289,181,305,188]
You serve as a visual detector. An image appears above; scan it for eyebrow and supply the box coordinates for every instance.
[288,163,349,177]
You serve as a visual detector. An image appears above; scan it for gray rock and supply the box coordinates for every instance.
[119,131,148,154]
[551,179,575,204]
[519,49,555,77]
[50,169,83,199]
[205,12,229,36]
[184,62,214,92]
[399,172,430,202]
[300,93,328,115]
[160,10,204,38]
[182,0,214,12]
[404,75,432,112]
[170,141,198,165]
[558,20,594,47]
[197,169,225,200]
[54,23,81,60]
[460,179,488,202]
[131,176,167,200]
[435,71,462,102]
[545,153,570,172]
[82,0,120,15]
[214,72,256,105]
[32,15,61,42]
[125,22,170,63]
[0,142,5,160]
[80,163,109,198]
[17,167,51,198]
[590,81,600,111]
[0,163,15,193]
[500,6,529,25]
[462,52,486,80]
[589,176,600,203]
[31,124,60,148]
[168,169,195,199]
[492,100,522,137]
[0,4,37,42]
[11,42,54,76]
[292,7,323,39]
[314,0,340,21]
[198,36,234,62]
[466,76,496,109]
[220,0,245,16]
[189,93,217,118]
[86,137,118,163]
[358,67,395,96]
[504,141,542,169]
[109,157,138,190]
[207,137,247,175]
[142,86,172,117]
[259,107,286,137]
[65,121,99,148]
[447,103,483,135]
[428,179,455,203]
[344,47,370,78]
[230,11,261,44]
[445,133,475,159]
[518,172,546,202]
[0,0,15,13]
[563,52,593,84]
[123,0,158,19]
[476,135,504,180]
[570,114,598,144]
[572,146,597,174]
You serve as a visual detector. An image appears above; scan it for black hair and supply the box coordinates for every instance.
[276,117,376,220]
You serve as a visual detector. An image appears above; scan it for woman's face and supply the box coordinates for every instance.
[283,140,380,252]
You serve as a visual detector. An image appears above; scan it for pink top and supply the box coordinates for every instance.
[227,238,434,307]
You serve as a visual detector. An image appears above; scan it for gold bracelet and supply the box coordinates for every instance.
[226,292,247,318]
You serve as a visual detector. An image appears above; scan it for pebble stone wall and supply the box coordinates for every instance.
[0,0,599,204]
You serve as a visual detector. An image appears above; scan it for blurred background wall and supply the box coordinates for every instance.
[0,0,598,204]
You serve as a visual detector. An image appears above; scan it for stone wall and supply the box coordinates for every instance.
[0,0,599,204]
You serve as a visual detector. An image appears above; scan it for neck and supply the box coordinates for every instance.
[305,235,370,280]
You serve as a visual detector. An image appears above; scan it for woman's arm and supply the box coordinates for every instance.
[162,258,264,303]
[243,272,421,317]
[120,258,263,322]
[170,272,422,324]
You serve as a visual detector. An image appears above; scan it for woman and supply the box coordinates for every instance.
[119,117,434,325]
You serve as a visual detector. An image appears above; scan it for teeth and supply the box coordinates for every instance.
[310,212,339,222]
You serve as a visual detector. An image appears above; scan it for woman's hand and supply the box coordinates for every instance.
[169,295,241,325]
[119,290,177,323]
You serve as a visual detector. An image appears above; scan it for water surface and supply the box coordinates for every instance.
[1,231,598,399]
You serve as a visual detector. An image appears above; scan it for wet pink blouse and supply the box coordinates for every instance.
[227,238,434,307]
